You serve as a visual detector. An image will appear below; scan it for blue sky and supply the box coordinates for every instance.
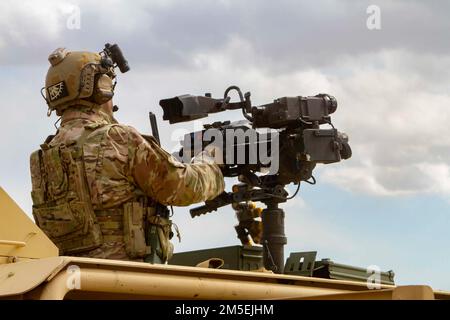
[0,0,449,291]
[293,176,450,290]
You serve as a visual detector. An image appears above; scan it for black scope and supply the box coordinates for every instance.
[251,94,337,128]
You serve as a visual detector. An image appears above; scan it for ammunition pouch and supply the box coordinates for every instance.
[30,143,103,255]
[123,202,149,258]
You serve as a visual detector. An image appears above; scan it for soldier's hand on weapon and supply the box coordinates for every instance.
[192,144,224,168]
[205,144,224,167]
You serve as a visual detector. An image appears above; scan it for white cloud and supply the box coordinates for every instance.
[416,163,450,195]
[317,51,450,197]
[0,0,65,46]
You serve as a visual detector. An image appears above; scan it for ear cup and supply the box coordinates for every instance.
[92,74,114,104]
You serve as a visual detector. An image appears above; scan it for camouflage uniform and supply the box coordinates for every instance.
[32,106,224,262]
[50,109,224,207]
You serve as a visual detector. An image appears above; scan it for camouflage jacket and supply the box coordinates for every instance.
[48,108,225,209]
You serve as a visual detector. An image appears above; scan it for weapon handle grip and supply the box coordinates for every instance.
[190,206,213,218]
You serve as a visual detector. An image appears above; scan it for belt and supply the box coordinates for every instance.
[95,208,124,242]
[94,203,170,242]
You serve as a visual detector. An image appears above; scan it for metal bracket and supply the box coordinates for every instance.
[284,251,317,277]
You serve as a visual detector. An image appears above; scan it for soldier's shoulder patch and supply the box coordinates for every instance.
[47,81,69,102]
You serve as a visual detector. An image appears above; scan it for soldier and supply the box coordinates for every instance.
[30,46,225,263]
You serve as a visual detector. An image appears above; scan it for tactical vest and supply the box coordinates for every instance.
[30,124,174,261]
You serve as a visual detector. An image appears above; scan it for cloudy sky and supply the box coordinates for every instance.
[1,0,449,290]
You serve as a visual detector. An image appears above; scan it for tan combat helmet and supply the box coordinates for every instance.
[42,44,129,116]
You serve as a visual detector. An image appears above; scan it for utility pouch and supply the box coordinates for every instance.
[33,201,103,254]
[123,202,149,258]
[30,143,103,255]
[30,150,46,206]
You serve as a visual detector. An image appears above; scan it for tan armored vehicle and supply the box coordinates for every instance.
[1,186,449,300]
